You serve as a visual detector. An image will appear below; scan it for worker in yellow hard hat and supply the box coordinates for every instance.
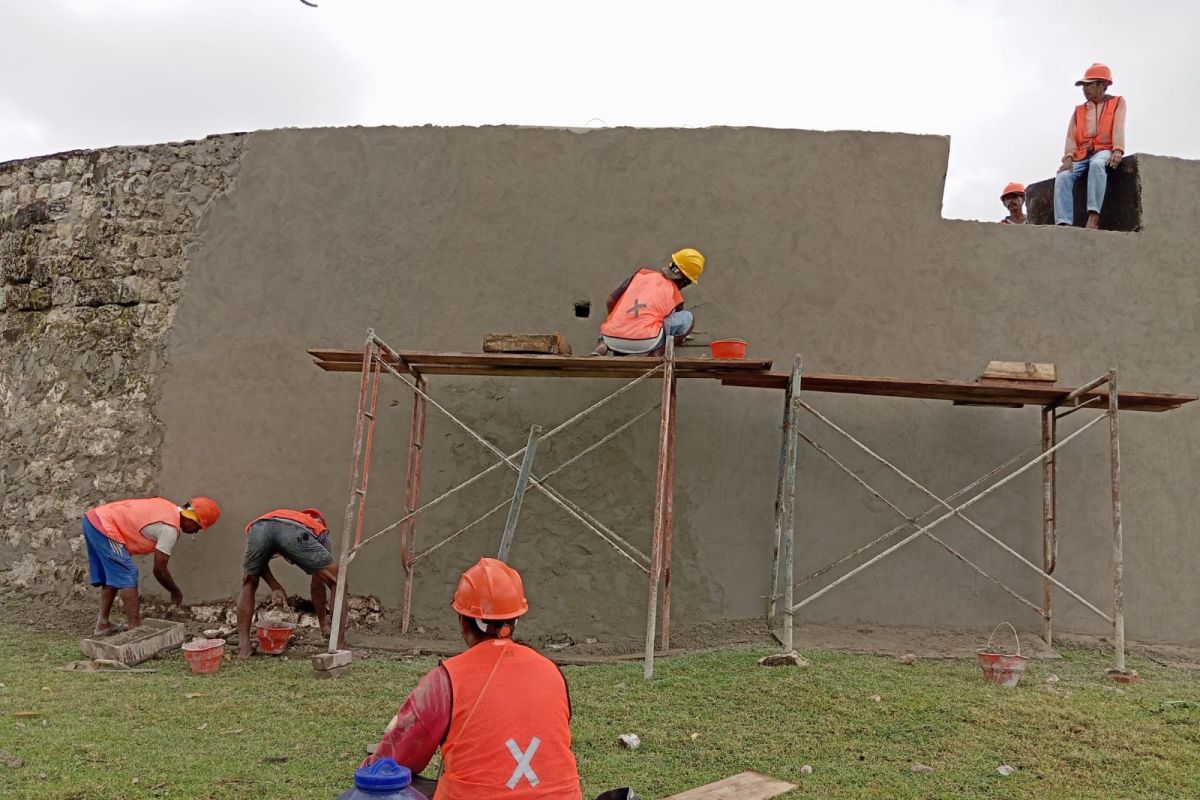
[1055,62,1126,229]
[590,248,704,356]
[999,182,1026,225]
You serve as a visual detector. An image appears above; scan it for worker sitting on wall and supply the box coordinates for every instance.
[82,495,221,635]
[590,247,704,356]
[999,182,1027,225]
[364,558,583,799]
[236,507,344,659]
[1054,63,1126,229]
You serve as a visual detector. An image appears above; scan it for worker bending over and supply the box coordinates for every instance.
[366,558,583,799]
[999,182,1026,225]
[591,248,705,356]
[1055,63,1126,229]
[236,507,343,658]
[82,495,221,635]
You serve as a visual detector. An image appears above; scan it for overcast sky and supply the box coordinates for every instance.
[3,0,1197,221]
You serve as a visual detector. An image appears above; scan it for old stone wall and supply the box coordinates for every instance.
[0,136,245,594]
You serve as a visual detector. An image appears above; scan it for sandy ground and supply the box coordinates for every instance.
[7,589,1199,668]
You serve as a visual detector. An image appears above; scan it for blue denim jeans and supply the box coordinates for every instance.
[602,309,695,354]
[1054,150,1111,225]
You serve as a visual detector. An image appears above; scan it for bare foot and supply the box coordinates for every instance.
[237,642,255,660]
[1086,212,1101,229]
[92,622,128,637]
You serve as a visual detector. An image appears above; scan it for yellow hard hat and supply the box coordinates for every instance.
[671,248,705,284]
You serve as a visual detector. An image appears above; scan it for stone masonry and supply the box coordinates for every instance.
[0,135,246,595]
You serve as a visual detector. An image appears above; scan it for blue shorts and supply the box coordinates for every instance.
[82,517,139,589]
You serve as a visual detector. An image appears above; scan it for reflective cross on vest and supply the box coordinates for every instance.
[506,737,541,789]
[626,298,647,318]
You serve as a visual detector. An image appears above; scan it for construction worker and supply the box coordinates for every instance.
[999,182,1026,225]
[82,496,221,635]
[1054,63,1126,229]
[236,507,344,658]
[590,248,704,356]
[365,558,583,799]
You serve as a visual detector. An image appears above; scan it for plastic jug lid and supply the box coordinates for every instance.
[355,758,413,791]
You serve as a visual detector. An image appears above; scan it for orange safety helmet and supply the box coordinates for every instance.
[1075,63,1113,86]
[1000,182,1026,200]
[185,496,222,529]
[451,558,529,621]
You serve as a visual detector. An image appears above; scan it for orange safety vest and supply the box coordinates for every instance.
[599,269,683,341]
[244,509,328,536]
[437,639,582,800]
[86,498,181,555]
[1071,97,1121,161]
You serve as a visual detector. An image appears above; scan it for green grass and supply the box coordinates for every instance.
[2,624,1200,799]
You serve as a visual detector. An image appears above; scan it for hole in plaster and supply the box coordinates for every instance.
[574,301,591,319]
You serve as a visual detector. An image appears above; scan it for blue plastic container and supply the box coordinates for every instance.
[336,758,428,799]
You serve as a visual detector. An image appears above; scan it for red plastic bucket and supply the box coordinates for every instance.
[182,638,225,674]
[255,621,296,655]
[977,622,1029,687]
[710,339,748,359]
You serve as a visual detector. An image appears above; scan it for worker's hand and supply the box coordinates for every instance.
[270,587,288,608]
[1109,150,1123,169]
[170,589,183,607]
[1057,156,1072,174]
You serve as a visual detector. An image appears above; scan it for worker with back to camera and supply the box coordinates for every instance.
[82,495,221,635]
[364,557,583,799]
[590,248,705,356]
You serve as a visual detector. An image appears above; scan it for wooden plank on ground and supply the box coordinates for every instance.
[663,771,797,800]
[483,332,572,355]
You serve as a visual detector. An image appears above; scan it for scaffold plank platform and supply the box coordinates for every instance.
[309,349,1194,412]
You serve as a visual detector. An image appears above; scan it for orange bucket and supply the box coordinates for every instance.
[976,623,1029,687]
[182,638,225,674]
[709,339,748,359]
[255,621,296,655]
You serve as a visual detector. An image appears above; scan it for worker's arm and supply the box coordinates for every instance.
[1110,97,1127,167]
[1060,112,1077,172]
[365,666,452,774]
[261,565,288,607]
[606,274,636,314]
[152,551,183,606]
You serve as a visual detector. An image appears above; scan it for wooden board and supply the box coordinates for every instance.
[720,371,1194,412]
[980,361,1057,382]
[663,771,797,800]
[483,332,572,355]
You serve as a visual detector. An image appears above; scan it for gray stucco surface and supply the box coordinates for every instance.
[59,127,1200,642]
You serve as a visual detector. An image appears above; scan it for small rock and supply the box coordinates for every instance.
[800,765,813,775]
[39,773,47,780]
[1045,674,1060,683]
[869,694,882,702]
[547,642,570,651]
[997,764,1016,776]
[584,637,598,645]
[185,692,203,699]
[0,749,23,769]
[617,733,641,749]
[758,651,809,667]
[897,653,917,665]
[911,763,934,774]
[132,777,140,784]
[196,723,208,730]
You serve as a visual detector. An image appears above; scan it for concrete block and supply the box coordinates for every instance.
[80,618,184,666]
[311,649,353,671]
[313,665,350,680]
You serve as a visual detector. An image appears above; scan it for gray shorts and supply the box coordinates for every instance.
[243,518,334,577]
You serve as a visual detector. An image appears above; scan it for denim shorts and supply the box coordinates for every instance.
[243,519,334,577]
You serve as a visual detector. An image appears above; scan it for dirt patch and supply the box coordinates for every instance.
[8,589,1200,667]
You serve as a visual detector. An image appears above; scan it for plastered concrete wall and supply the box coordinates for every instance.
[6,126,1199,645]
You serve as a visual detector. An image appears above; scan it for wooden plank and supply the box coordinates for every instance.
[313,360,760,381]
[719,372,1194,412]
[981,361,1057,382]
[482,332,572,355]
[308,348,772,373]
[663,771,797,800]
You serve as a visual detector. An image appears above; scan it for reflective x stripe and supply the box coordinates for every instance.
[505,736,541,789]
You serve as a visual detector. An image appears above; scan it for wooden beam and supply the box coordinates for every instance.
[663,771,797,800]
[482,332,572,355]
[980,361,1058,383]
